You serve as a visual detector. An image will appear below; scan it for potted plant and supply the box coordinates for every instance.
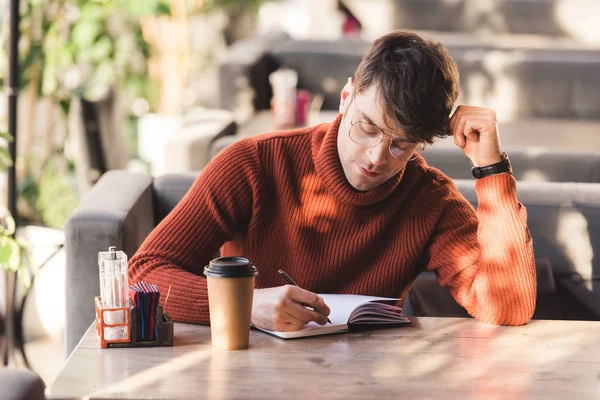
[0,131,35,367]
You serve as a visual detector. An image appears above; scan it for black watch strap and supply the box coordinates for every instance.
[471,152,512,179]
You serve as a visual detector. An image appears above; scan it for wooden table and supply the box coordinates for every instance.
[48,318,600,399]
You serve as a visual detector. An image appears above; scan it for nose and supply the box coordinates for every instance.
[366,139,388,167]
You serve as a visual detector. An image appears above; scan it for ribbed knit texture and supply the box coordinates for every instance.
[129,114,537,326]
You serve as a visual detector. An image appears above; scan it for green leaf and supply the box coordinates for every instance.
[18,265,32,291]
[59,99,71,116]
[19,175,40,208]
[20,47,38,74]
[0,146,14,169]
[19,44,43,90]
[72,20,102,49]
[87,61,116,92]
[0,131,14,142]
[122,1,156,16]
[82,3,107,21]
[37,160,80,229]
[90,36,113,62]
[0,237,20,272]
[19,76,31,91]
[41,65,58,96]
[0,206,16,236]
[17,237,37,276]
[0,237,13,269]
[56,46,74,68]
[9,242,21,271]
[121,0,171,16]
[154,1,171,16]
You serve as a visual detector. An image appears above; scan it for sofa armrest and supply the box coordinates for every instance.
[64,170,154,356]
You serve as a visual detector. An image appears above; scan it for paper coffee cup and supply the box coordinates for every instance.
[204,257,258,350]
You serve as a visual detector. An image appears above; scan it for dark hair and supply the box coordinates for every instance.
[354,30,460,144]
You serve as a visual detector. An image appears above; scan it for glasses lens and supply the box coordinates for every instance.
[350,120,424,161]
[349,121,382,147]
[389,138,423,160]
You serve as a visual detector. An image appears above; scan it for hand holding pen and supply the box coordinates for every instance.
[278,270,332,324]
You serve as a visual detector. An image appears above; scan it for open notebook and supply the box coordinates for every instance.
[254,294,410,339]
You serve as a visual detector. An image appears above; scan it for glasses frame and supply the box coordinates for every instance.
[347,92,425,161]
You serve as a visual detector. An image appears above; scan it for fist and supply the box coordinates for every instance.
[449,105,503,167]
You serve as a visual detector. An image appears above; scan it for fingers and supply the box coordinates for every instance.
[449,106,497,148]
[272,311,308,332]
[252,285,332,332]
[286,285,331,318]
[267,287,329,331]
[285,298,329,326]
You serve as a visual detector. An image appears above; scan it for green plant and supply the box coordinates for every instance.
[0,0,272,228]
[0,0,158,228]
[36,155,79,229]
[0,131,35,290]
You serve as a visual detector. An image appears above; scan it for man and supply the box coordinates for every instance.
[129,31,536,332]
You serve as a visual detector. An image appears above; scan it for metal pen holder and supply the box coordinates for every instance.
[95,296,174,348]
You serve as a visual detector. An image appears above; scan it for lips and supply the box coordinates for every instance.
[357,163,382,178]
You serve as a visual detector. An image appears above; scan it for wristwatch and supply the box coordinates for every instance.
[471,152,512,179]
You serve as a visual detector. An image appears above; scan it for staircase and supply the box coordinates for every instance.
[342,0,600,125]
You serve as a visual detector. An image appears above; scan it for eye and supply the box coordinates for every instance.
[358,122,380,136]
[390,138,414,151]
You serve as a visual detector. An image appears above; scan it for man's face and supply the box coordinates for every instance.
[337,84,413,192]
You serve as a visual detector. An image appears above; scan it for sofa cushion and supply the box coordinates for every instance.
[404,258,562,320]
[153,173,199,222]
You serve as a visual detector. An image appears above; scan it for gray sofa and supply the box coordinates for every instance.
[0,368,45,400]
[65,169,600,355]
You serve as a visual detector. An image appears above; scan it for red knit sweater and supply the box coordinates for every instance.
[129,115,537,326]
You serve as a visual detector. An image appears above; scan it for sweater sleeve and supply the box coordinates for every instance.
[424,173,537,325]
[128,138,262,324]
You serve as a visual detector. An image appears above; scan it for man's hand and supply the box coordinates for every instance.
[252,285,331,332]
[449,105,503,167]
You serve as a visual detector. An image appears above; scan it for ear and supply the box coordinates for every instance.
[339,77,355,114]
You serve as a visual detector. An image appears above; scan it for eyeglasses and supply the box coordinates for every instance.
[348,94,425,161]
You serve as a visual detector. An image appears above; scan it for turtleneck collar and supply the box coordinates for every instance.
[312,113,415,206]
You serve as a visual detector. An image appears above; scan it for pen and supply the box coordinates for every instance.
[278,269,332,324]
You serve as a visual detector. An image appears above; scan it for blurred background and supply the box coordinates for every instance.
[0,0,598,388]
